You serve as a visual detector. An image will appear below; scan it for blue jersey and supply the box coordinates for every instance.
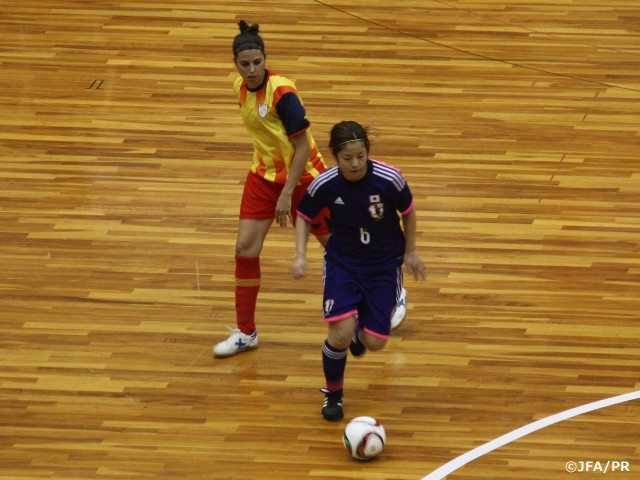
[297,159,414,273]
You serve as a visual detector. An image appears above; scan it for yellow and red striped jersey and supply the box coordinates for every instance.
[234,71,326,185]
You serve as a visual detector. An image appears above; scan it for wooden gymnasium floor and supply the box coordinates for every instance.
[1,1,640,479]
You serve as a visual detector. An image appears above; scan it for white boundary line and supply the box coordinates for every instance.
[422,390,640,480]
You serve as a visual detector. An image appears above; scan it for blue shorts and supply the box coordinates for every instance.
[322,258,403,339]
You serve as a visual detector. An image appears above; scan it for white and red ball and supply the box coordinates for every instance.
[342,416,386,460]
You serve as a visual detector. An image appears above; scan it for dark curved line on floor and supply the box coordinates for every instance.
[313,0,640,93]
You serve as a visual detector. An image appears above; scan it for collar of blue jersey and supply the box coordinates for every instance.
[339,159,371,183]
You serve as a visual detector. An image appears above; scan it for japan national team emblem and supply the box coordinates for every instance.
[258,103,268,118]
[324,299,334,314]
[368,195,384,220]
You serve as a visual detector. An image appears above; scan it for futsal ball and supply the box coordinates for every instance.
[343,416,386,460]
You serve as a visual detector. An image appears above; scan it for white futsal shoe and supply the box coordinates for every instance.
[391,288,407,330]
[213,328,258,358]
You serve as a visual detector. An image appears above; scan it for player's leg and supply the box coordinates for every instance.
[321,316,355,422]
[359,327,390,352]
[320,259,359,421]
[213,172,276,358]
[234,217,273,333]
[213,218,272,358]
[355,270,396,353]
[326,314,356,350]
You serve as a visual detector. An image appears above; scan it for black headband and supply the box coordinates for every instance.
[234,42,264,56]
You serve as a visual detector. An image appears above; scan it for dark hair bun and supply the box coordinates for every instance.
[233,20,264,57]
[238,20,260,34]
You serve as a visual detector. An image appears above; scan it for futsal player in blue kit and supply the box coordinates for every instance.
[292,121,427,421]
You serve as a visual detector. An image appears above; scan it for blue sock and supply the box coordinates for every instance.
[322,340,347,392]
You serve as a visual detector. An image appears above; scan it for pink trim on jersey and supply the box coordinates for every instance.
[324,309,358,323]
[400,199,414,216]
[296,210,315,224]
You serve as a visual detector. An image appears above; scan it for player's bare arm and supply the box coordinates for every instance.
[276,133,310,228]
[402,208,426,280]
[292,216,312,278]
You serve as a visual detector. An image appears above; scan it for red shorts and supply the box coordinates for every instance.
[239,171,330,237]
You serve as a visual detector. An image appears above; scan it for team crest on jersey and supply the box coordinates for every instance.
[368,194,384,220]
[258,103,268,118]
[324,299,334,314]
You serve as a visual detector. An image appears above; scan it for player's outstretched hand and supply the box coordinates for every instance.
[291,257,307,279]
[405,250,427,281]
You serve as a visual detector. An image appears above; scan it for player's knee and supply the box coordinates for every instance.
[327,319,355,350]
[362,334,387,352]
[328,331,352,350]
[235,242,250,256]
[235,237,262,257]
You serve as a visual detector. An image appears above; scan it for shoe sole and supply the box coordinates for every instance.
[213,344,258,359]
[323,413,344,422]
[391,318,405,330]
[322,408,344,421]
[391,310,406,330]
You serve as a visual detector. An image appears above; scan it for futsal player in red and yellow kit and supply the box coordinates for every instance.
[213,21,331,358]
